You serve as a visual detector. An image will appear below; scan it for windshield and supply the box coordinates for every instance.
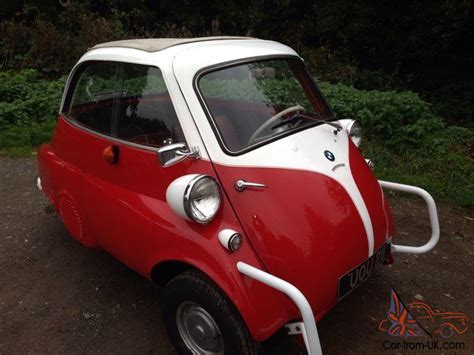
[197,58,335,153]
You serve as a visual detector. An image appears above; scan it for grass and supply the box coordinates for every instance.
[0,119,56,156]
[362,129,473,208]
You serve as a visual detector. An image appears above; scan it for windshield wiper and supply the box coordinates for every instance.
[271,113,342,131]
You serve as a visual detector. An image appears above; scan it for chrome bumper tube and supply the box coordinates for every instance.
[379,180,440,254]
[237,262,322,355]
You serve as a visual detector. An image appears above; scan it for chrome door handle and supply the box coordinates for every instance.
[234,179,267,192]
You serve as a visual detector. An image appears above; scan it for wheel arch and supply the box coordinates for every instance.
[150,259,196,287]
[147,255,294,342]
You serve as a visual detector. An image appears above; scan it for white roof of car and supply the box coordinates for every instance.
[90,36,252,52]
[78,37,298,77]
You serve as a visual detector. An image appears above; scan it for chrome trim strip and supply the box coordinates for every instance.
[331,163,345,172]
[61,115,162,153]
[183,175,222,224]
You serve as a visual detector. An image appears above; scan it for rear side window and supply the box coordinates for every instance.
[115,63,185,147]
[68,62,119,135]
[65,61,184,148]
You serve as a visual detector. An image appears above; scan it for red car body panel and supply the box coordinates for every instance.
[38,114,397,341]
[38,116,298,341]
[212,140,393,319]
[38,114,396,341]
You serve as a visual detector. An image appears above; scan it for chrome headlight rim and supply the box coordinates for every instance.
[183,174,221,224]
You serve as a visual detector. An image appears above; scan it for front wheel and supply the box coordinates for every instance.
[161,270,259,355]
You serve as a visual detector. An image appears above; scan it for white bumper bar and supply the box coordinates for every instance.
[36,177,42,191]
[379,180,440,254]
[237,262,322,355]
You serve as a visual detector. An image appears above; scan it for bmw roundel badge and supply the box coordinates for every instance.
[324,150,335,161]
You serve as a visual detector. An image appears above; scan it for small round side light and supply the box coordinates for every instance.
[218,229,243,252]
[228,233,243,251]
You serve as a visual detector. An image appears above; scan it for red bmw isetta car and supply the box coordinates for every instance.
[37,37,440,354]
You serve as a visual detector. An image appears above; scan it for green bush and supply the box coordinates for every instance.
[318,82,445,148]
[0,119,57,153]
[0,70,65,154]
[0,70,65,128]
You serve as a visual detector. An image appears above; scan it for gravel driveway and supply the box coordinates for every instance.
[0,157,472,354]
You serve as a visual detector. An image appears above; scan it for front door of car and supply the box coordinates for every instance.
[64,60,212,275]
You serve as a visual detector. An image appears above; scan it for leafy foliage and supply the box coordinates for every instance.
[318,82,445,148]
[0,70,65,155]
[0,70,65,128]
[1,0,472,124]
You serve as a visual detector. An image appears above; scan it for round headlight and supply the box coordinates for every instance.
[347,120,362,147]
[184,175,221,224]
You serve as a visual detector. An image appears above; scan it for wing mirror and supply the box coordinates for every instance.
[157,142,201,167]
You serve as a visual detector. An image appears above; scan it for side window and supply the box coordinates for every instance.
[115,63,185,147]
[67,62,119,135]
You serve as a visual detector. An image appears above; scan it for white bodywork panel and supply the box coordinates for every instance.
[165,174,200,221]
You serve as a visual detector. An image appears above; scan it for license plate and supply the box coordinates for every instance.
[338,240,391,300]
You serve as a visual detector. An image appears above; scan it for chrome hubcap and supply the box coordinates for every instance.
[176,302,224,354]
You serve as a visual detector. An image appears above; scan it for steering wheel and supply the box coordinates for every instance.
[248,105,305,145]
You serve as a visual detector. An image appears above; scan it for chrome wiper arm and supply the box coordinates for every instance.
[271,113,305,130]
[303,114,342,131]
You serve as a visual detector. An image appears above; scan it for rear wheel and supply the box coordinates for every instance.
[161,270,259,355]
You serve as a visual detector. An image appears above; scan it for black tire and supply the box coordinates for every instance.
[161,270,259,355]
